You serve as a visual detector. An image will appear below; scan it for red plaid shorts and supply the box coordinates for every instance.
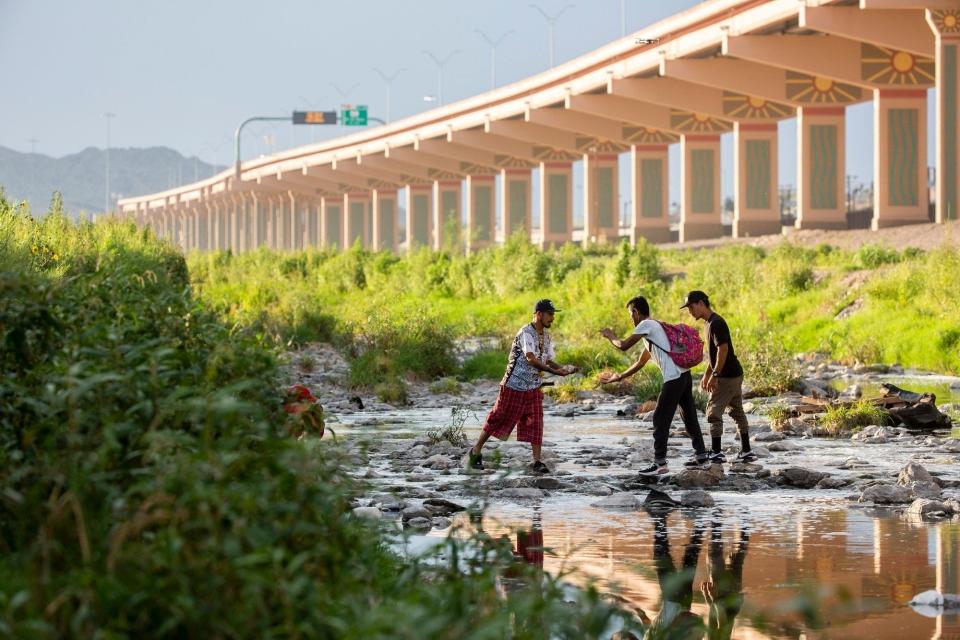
[482,385,544,446]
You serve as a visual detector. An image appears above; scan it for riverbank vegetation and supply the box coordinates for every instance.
[0,195,634,637]
[188,233,960,403]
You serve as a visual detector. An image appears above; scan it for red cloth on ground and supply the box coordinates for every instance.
[482,385,544,446]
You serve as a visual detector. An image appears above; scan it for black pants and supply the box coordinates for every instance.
[652,370,706,464]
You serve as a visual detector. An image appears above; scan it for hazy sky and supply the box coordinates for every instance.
[1,0,935,200]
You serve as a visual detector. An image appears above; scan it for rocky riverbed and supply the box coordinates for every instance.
[287,343,960,637]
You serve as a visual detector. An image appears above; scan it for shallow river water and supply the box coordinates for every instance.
[329,374,960,640]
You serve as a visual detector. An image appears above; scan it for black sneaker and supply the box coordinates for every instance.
[735,450,758,463]
[638,461,669,476]
[531,461,551,474]
[709,452,727,464]
[467,450,483,470]
[683,455,710,469]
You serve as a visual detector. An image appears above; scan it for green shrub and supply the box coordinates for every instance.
[461,349,506,380]
[429,376,462,395]
[763,403,792,431]
[856,244,902,268]
[427,404,472,447]
[375,378,409,404]
[818,400,890,435]
[739,333,800,396]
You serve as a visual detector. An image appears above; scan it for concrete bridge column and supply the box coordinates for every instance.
[343,192,370,249]
[734,123,781,238]
[218,202,229,251]
[630,144,671,244]
[405,184,433,252]
[191,207,201,251]
[538,161,573,249]
[796,106,846,230]
[304,198,319,248]
[230,197,241,253]
[465,174,496,253]
[249,193,261,249]
[203,203,213,251]
[582,152,620,246]
[433,180,461,251]
[499,168,532,243]
[680,134,723,242]
[287,192,300,250]
[371,189,398,253]
[323,197,342,250]
[928,10,960,223]
[873,89,929,230]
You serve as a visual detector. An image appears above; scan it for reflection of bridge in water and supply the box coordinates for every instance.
[462,503,960,639]
[120,0,960,254]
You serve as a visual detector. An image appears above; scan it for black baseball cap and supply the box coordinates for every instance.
[680,290,709,309]
[534,299,560,313]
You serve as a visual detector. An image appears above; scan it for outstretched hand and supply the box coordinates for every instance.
[597,371,620,385]
[558,364,579,376]
[599,327,617,341]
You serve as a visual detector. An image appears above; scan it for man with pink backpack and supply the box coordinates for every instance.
[598,295,710,476]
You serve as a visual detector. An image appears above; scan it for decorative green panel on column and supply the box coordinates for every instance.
[379,199,394,247]
[349,202,364,246]
[473,185,492,241]
[691,149,715,213]
[548,173,568,234]
[597,166,614,227]
[641,158,663,218]
[945,45,958,220]
[508,180,527,232]
[745,140,771,209]
[810,125,838,209]
[412,194,430,247]
[887,108,918,207]
[326,204,341,249]
[440,190,458,244]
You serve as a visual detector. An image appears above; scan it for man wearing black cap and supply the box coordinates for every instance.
[466,299,578,474]
[682,291,756,463]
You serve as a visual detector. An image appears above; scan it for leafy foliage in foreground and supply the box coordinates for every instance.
[0,195,635,638]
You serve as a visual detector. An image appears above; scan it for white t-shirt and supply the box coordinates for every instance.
[633,319,686,382]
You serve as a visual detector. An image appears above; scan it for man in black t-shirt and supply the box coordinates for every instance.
[682,291,756,463]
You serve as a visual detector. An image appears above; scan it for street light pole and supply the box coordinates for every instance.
[103,112,115,213]
[234,115,292,180]
[423,50,459,106]
[529,4,575,67]
[372,67,405,122]
[475,29,514,90]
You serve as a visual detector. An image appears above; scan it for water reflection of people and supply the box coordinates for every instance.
[701,515,749,640]
[645,507,706,640]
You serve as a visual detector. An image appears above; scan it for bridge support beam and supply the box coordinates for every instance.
[680,134,723,242]
[630,144,672,244]
[371,189,398,253]
[433,180,461,251]
[466,174,496,253]
[796,107,847,230]
[872,89,930,229]
[538,161,573,249]
[322,197,342,250]
[734,123,782,238]
[406,184,433,252]
[343,192,370,249]
[500,168,532,243]
[928,9,960,223]
[582,152,620,246]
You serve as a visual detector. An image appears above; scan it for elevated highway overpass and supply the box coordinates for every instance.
[118,0,960,253]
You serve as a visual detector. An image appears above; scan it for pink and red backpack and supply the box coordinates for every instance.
[648,321,704,369]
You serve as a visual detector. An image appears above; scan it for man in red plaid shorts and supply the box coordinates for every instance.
[466,299,578,474]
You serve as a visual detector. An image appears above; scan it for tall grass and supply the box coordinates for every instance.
[0,194,637,637]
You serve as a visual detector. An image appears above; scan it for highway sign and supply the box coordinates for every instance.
[293,111,338,125]
[341,105,368,126]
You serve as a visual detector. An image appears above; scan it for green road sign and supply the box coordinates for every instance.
[293,110,338,125]
[341,105,368,126]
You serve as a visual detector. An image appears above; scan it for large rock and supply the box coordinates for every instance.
[776,467,826,489]
[681,490,715,508]
[754,432,785,442]
[423,453,453,470]
[816,477,852,490]
[898,462,934,486]
[907,498,951,518]
[860,483,913,504]
[674,466,723,489]
[423,498,467,515]
[591,492,641,509]
[401,505,433,521]
[768,440,802,452]
[908,481,942,499]
[352,506,382,520]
